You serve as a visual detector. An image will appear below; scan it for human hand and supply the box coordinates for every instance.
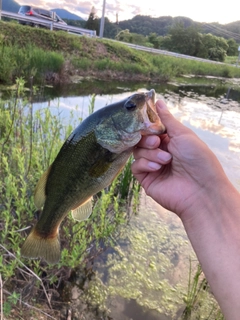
[132,100,240,320]
[131,100,228,221]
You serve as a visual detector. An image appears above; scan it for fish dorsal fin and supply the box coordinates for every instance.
[34,165,52,209]
[71,197,93,221]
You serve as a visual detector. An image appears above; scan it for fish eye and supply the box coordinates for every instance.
[125,100,137,111]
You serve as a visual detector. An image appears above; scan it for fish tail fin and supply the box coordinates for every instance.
[21,227,60,264]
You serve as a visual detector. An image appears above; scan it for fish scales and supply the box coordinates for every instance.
[21,89,165,264]
[38,131,129,232]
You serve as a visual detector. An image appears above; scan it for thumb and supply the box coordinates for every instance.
[156,100,187,138]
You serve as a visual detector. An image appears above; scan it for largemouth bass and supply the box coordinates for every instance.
[21,89,165,264]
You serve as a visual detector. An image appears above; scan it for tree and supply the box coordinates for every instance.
[199,34,228,61]
[161,25,229,62]
[208,47,226,61]
[115,29,147,45]
[148,33,163,49]
[103,17,119,39]
[115,29,130,41]
[196,33,212,58]
[85,6,99,35]
[161,23,202,56]
[227,38,238,56]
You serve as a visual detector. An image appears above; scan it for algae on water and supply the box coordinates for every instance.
[83,194,223,319]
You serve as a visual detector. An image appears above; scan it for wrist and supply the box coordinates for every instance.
[180,180,240,320]
[181,178,240,231]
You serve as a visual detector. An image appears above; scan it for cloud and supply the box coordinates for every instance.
[18,0,240,23]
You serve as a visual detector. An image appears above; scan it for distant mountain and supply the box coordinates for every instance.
[118,15,240,41]
[2,0,20,12]
[118,15,194,37]
[52,8,84,21]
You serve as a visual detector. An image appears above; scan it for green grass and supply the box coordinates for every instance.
[1,20,240,86]
[224,55,239,65]
[181,261,224,320]
[0,78,139,318]
[0,43,64,84]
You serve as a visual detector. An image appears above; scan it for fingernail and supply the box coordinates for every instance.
[146,136,157,147]
[157,152,172,162]
[148,162,162,170]
[156,100,167,110]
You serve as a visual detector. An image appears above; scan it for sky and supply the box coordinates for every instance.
[17,0,240,24]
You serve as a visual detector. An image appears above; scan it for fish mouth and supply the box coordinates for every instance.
[141,89,166,135]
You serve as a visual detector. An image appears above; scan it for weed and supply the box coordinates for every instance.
[88,94,96,114]
[71,56,92,70]
[0,78,139,318]
[3,291,20,316]
[0,41,64,84]
[182,260,224,320]
[94,58,111,70]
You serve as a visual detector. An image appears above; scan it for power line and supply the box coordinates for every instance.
[202,23,240,42]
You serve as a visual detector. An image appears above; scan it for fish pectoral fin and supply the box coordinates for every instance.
[34,165,52,209]
[89,157,112,178]
[71,197,93,221]
[89,150,118,178]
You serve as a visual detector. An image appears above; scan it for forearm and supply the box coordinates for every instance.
[131,102,240,318]
[182,180,240,320]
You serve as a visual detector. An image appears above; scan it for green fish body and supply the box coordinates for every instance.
[21,89,165,263]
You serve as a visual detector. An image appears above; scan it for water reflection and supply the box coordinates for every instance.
[71,84,239,319]
[33,90,138,122]
[164,96,240,189]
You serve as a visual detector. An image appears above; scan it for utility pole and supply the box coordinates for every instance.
[99,0,106,38]
[0,0,2,20]
[237,46,240,67]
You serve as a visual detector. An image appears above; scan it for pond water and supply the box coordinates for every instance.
[5,76,240,319]
[32,77,240,192]
[31,77,240,319]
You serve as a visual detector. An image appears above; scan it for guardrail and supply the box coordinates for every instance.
[0,10,96,37]
[103,39,226,66]
[120,42,225,65]
[0,10,234,66]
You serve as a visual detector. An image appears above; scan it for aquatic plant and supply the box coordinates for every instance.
[181,261,224,320]
[82,201,224,320]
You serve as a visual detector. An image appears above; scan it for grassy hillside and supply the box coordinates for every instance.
[1,21,240,86]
